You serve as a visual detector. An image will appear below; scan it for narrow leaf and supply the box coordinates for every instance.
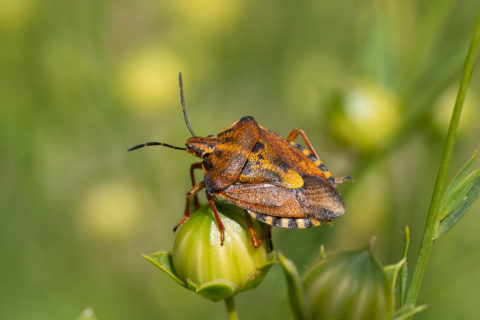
[142,252,188,288]
[393,304,427,320]
[278,253,309,320]
[442,151,477,204]
[384,259,406,293]
[399,225,410,307]
[436,169,480,239]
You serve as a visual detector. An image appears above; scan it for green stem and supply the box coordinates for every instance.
[404,9,480,309]
[224,296,238,320]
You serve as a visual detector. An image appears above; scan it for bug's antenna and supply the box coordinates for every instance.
[179,72,197,137]
[127,142,187,152]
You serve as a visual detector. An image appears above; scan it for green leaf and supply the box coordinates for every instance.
[142,252,188,288]
[195,279,237,302]
[399,225,410,307]
[76,308,97,320]
[436,166,480,239]
[241,252,277,292]
[441,151,477,209]
[278,253,309,320]
[383,258,406,292]
[393,304,427,320]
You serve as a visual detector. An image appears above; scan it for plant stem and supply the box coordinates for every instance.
[404,9,480,309]
[224,296,238,320]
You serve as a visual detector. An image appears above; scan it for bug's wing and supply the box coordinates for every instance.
[220,175,345,220]
[219,183,305,218]
[238,138,304,189]
[297,175,345,219]
[204,116,261,193]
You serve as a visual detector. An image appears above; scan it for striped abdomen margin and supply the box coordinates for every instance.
[247,210,323,229]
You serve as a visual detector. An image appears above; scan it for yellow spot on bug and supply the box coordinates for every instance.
[302,149,311,155]
[323,171,332,178]
[281,219,289,228]
[297,219,305,228]
[312,219,322,227]
[265,216,273,225]
[314,159,322,166]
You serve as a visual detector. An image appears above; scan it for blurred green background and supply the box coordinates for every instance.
[1,0,479,319]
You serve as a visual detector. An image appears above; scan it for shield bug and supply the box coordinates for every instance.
[129,73,350,247]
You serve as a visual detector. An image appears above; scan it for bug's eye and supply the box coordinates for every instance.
[202,153,211,158]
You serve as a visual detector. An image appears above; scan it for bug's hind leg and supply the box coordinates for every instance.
[286,128,320,160]
[334,176,354,184]
[244,210,272,250]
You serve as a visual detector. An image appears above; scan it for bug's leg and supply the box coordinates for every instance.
[244,211,273,249]
[206,193,225,246]
[244,211,261,248]
[189,162,203,210]
[334,176,354,184]
[266,226,273,251]
[286,129,320,160]
[174,181,205,232]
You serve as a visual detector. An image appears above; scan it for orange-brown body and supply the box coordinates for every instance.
[185,116,345,228]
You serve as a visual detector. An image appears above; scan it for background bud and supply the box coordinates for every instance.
[302,247,394,320]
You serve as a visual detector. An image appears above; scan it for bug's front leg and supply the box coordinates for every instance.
[189,162,203,210]
[173,181,205,232]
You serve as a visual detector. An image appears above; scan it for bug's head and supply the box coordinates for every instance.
[185,135,217,158]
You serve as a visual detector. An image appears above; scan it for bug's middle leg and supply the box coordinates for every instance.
[206,193,225,246]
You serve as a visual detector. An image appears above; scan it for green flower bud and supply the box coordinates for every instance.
[302,247,394,320]
[143,202,276,302]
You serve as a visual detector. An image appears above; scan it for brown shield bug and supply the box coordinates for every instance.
[129,73,350,247]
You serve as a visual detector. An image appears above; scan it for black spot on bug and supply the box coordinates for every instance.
[255,213,267,223]
[319,163,328,172]
[204,158,214,171]
[287,218,298,228]
[242,160,253,175]
[223,136,233,142]
[258,154,264,160]
[308,154,317,162]
[328,177,336,185]
[304,219,313,228]
[254,161,261,165]
[271,216,281,227]
[293,143,305,152]
[252,141,265,153]
[214,150,222,158]
[240,116,255,123]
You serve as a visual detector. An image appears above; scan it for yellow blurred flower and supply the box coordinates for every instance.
[78,181,142,241]
[432,86,478,135]
[117,46,185,113]
[0,0,36,33]
[331,79,402,152]
[171,0,243,34]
